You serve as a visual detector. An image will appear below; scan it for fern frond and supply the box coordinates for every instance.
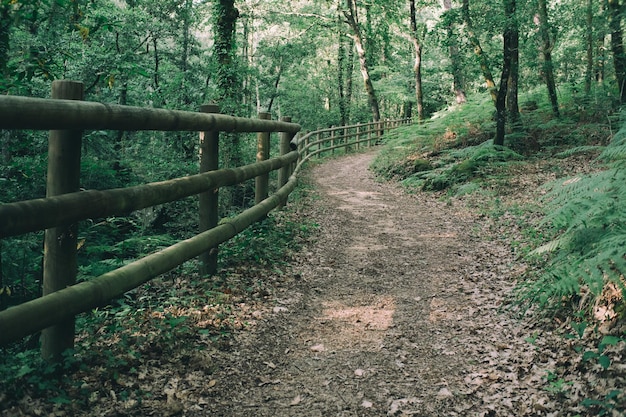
[520,111,626,315]
[555,146,604,158]
[529,237,566,255]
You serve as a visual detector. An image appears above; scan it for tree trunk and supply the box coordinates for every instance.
[344,2,380,122]
[462,0,497,104]
[608,0,626,103]
[213,0,241,113]
[507,17,520,125]
[537,0,560,116]
[495,0,516,146]
[410,0,425,121]
[346,35,354,121]
[0,3,10,85]
[584,0,593,95]
[212,0,243,173]
[266,62,282,113]
[180,0,192,105]
[338,4,348,126]
[443,0,466,104]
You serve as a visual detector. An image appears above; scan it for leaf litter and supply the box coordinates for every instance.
[1,150,624,416]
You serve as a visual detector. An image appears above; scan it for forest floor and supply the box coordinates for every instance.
[2,149,624,416]
[192,150,624,417]
[197,150,528,417]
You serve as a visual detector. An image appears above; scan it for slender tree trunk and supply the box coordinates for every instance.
[344,1,380,122]
[346,35,354,121]
[507,18,520,124]
[608,0,626,103]
[443,0,466,104]
[596,0,606,84]
[338,4,348,126]
[584,0,594,95]
[180,0,192,105]
[495,0,516,146]
[0,4,10,166]
[462,0,497,104]
[0,4,10,87]
[242,13,255,117]
[537,0,560,116]
[152,37,160,94]
[266,61,282,112]
[410,0,424,121]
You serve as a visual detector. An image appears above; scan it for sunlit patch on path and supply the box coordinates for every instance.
[304,296,396,352]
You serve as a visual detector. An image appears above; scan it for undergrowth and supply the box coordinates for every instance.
[372,84,623,321]
[372,84,625,413]
[517,113,626,321]
[0,197,317,413]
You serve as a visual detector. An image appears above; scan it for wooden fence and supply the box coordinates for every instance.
[0,80,410,360]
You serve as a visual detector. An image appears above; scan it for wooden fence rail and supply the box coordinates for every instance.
[0,79,411,360]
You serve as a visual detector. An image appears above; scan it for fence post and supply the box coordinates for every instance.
[330,127,335,155]
[278,116,293,188]
[356,125,361,149]
[367,123,373,147]
[377,120,384,143]
[199,104,220,276]
[316,131,321,159]
[41,80,84,362]
[255,112,271,205]
[278,117,294,209]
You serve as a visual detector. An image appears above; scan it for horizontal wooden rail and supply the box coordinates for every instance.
[0,96,300,133]
[294,119,410,157]
[0,176,298,345]
[0,83,411,350]
[0,152,298,238]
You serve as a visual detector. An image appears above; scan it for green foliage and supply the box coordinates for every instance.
[518,112,626,317]
[413,141,524,191]
[218,212,317,269]
[580,390,626,416]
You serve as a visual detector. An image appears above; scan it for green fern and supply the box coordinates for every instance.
[421,140,523,191]
[520,112,626,316]
[554,146,604,158]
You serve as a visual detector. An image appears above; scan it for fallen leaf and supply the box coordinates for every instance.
[437,387,453,398]
[289,395,302,406]
[207,379,217,388]
[361,400,373,408]
[310,344,325,352]
[354,368,365,377]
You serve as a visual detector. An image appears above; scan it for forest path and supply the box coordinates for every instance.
[202,150,522,416]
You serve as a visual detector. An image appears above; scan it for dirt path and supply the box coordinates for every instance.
[201,151,523,416]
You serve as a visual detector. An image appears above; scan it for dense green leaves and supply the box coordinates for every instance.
[519,113,626,316]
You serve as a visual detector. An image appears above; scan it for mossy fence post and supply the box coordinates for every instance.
[199,103,220,276]
[41,80,84,362]
[255,112,271,205]
[278,116,294,208]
